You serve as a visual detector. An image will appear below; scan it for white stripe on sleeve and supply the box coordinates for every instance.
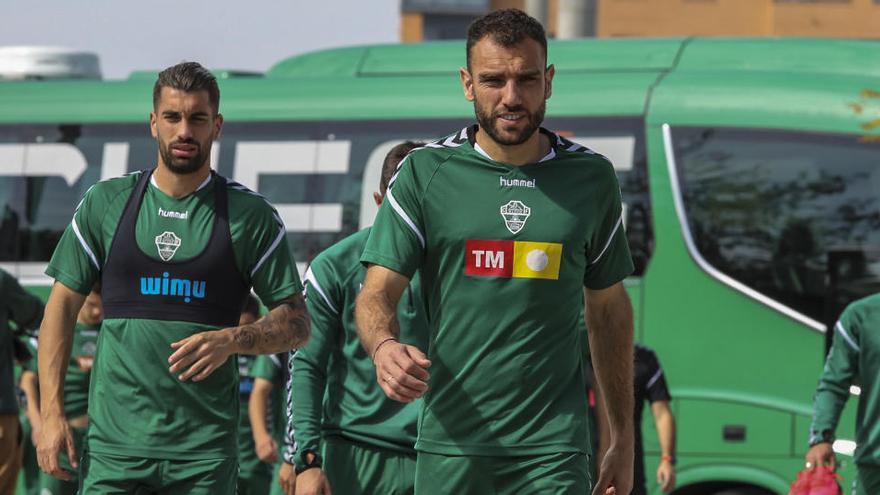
[386,188,425,250]
[71,217,100,270]
[303,267,338,315]
[250,225,285,278]
[590,213,624,265]
[646,369,663,390]
[836,321,860,353]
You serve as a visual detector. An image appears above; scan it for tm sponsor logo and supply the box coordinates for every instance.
[139,272,206,303]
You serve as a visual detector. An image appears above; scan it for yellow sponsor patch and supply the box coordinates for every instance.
[512,241,563,280]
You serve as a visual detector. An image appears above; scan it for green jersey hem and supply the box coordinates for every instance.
[87,440,237,461]
[258,282,302,307]
[415,438,588,457]
[360,250,415,279]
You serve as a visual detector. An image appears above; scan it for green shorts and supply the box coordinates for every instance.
[414,451,590,495]
[79,449,237,495]
[853,465,880,495]
[38,425,87,495]
[236,468,271,495]
[322,436,416,495]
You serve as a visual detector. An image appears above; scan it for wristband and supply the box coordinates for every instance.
[661,455,676,465]
[295,449,322,474]
[371,337,399,361]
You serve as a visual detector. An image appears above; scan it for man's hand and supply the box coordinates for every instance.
[278,462,296,495]
[373,341,430,403]
[296,468,333,495]
[168,329,234,381]
[592,440,634,495]
[254,433,279,463]
[806,442,836,471]
[656,459,676,493]
[37,416,77,481]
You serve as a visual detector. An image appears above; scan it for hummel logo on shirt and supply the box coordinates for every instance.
[465,239,562,280]
[158,207,189,220]
[499,176,536,189]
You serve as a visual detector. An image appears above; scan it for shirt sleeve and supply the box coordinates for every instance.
[249,354,282,382]
[643,349,672,403]
[810,308,860,445]
[243,201,302,306]
[583,162,634,289]
[1,270,43,333]
[287,260,343,466]
[45,187,103,295]
[361,154,426,279]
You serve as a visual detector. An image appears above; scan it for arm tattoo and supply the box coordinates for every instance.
[234,294,310,354]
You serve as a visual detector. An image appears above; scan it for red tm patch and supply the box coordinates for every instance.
[464,240,513,277]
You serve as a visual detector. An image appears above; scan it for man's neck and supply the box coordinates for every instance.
[474,127,550,166]
[153,162,211,198]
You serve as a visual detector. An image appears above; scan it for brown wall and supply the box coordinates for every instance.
[598,0,880,39]
[401,12,424,43]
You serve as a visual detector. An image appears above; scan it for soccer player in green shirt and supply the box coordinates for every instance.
[249,352,287,495]
[237,294,276,495]
[807,293,880,494]
[35,62,310,494]
[356,9,635,495]
[0,268,43,494]
[278,141,429,495]
[20,286,101,495]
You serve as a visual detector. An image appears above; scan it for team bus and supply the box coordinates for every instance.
[2,38,879,494]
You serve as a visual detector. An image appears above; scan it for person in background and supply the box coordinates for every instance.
[278,141,429,495]
[237,294,274,495]
[596,344,676,495]
[806,293,880,495]
[20,285,102,495]
[249,352,288,495]
[0,268,43,495]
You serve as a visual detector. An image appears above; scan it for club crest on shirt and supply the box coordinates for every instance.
[500,200,530,235]
[155,231,182,261]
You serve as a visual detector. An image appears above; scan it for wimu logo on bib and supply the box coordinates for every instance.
[465,239,562,280]
[139,272,206,303]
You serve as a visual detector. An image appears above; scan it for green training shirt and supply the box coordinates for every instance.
[288,227,429,464]
[811,293,880,466]
[46,170,301,459]
[0,269,42,414]
[250,353,287,454]
[361,126,634,456]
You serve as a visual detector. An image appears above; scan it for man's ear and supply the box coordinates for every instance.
[150,111,158,138]
[460,67,475,102]
[373,192,383,206]
[545,64,555,100]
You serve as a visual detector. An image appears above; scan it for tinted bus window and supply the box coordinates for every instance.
[0,117,651,280]
[672,127,880,324]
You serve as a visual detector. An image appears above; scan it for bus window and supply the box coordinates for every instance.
[671,127,880,325]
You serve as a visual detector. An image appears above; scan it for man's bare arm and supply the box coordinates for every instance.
[232,293,310,354]
[586,282,635,495]
[37,281,86,479]
[355,265,408,355]
[168,293,309,382]
[355,265,430,403]
[249,377,279,463]
[651,401,677,492]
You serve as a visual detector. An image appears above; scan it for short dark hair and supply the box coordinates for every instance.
[153,62,220,114]
[380,141,424,195]
[241,293,261,319]
[466,9,548,69]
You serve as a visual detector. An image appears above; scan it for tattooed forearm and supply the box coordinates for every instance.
[232,293,310,354]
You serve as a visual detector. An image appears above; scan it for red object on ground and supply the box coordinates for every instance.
[789,466,842,495]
